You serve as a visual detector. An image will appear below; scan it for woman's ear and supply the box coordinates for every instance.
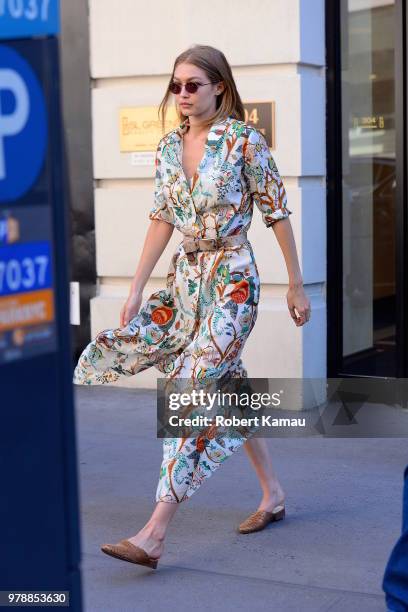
[216,82,225,96]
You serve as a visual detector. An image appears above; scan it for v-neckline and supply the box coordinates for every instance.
[179,126,209,194]
[176,115,231,195]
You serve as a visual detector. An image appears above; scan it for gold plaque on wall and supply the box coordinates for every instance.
[119,106,180,152]
[119,102,276,152]
[243,102,276,149]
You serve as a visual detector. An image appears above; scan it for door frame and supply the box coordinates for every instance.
[326,0,408,378]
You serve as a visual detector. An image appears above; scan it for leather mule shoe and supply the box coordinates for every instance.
[238,504,285,534]
[100,539,159,569]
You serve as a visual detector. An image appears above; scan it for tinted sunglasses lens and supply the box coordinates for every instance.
[169,82,181,94]
[185,82,199,93]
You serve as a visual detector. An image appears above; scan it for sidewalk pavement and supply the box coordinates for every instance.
[73,385,407,612]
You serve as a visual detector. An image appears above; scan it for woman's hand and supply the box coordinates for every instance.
[120,289,143,327]
[286,283,311,326]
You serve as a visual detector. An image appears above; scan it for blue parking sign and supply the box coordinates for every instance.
[0,44,47,202]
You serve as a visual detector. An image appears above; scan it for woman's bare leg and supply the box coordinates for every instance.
[125,439,284,557]
[127,501,179,559]
[244,437,286,511]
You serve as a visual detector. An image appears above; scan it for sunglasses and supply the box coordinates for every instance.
[169,80,216,94]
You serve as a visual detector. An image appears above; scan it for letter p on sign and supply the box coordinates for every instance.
[0,68,30,180]
[0,45,47,203]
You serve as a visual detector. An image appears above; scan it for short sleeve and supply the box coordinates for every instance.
[148,141,175,225]
[244,128,292,227]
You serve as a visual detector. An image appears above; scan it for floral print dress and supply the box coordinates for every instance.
[73,114,292,503]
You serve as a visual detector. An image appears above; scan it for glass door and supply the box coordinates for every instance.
[332,0,402,377]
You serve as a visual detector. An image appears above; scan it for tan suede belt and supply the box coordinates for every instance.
[181,233,248,264]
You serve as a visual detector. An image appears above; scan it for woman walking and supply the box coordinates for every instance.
[73,44,311,569]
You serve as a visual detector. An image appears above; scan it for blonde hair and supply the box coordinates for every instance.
[158,44,245,134]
